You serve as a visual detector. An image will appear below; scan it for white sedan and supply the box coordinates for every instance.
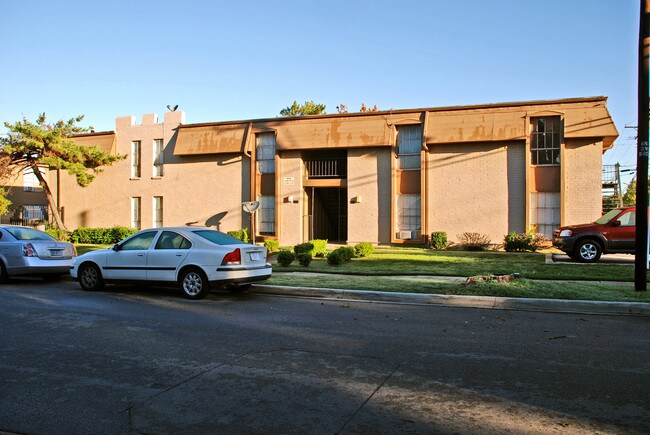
[70,227,272,299]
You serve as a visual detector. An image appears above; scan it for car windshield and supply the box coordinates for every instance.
[193,230,243,245]
[5,227,55,241]
[594,208,626,225]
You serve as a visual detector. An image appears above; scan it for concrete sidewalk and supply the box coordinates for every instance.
[251,281,650,317]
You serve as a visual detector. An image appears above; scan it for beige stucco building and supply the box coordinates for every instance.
[25,96,618,246]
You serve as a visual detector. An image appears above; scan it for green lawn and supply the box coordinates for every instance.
[273,248,640,282]
[267,247,650,302]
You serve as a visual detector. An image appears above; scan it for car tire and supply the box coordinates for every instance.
[0,261,8,284]
[179,268,210,299]
[573,239,602,263]
[79,263,105,291]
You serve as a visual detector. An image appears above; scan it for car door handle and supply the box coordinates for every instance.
[176,254,183,257]
[138,253,144,257]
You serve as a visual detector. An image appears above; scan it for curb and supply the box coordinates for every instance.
[251,284,650,317]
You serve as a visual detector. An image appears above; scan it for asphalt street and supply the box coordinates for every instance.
[1,279,649,434]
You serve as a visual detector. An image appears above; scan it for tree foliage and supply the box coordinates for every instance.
[280,100,326,117]
[622,178,650,206]
[1,113,125,229]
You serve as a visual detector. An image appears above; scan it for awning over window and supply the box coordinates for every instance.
[174,124,247,155]
[70,132,116,153]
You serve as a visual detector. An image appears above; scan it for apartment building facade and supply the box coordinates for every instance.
[48,96,617,246]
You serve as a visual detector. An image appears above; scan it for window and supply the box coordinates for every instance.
[131,141,141,178]
[155,231,191,250]
[23,167,45,192]
[131,197,141,230]
[397,125,422,170]
[257,195,275,235]
[530,192,560,237]
[22,205,47,223]
[120,231,156,251]
[256,132,276,174]
[153,196,163,228]
[396,194,421,235]
[617,211,635,226]
[153,139,164,177]
[531,117,561,165]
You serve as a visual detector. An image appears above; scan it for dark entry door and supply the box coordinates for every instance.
[306,187,347,242]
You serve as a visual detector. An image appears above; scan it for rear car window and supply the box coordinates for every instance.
[193,230,242,245]
[5,227,55,241]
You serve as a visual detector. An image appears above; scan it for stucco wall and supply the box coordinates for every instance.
[57,112,245,232]
[428,142,524,243]
[562,138,603,225]
[347,148,391,244]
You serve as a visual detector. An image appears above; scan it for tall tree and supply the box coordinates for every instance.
[280,100,326,116]
[1,113,125,230]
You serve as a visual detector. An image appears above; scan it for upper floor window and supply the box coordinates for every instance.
[153,139,164,177]
[23,167,45,192]
[131,141,141,178]
[397,125,422,170]
[531,117,561,166]
[256,132,275,174]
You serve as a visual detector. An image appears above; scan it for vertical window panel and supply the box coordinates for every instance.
[256,132,276,174]
[153,196,163,228]
[153,139,164,177]
[397,125,422,170]
[131,197,141,230]
[131,141,141,178]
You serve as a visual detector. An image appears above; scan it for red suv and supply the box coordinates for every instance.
[552,206,636,263]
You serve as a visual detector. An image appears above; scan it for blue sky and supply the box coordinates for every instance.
[0,0,641,186]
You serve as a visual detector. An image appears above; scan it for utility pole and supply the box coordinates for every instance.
[615,163,623,207]
[635,0,649,292]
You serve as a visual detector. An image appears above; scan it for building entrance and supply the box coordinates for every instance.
[305,187,347,242]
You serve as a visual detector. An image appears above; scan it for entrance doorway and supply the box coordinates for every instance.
[305,187,347,242]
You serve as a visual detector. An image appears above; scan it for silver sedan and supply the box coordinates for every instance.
[0,225,77,281]
[70,227,272,299]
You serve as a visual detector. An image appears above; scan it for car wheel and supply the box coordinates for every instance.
[79,263,104,291]
[179,268,210,299]
[574,239,602,263]
[0,261,8,284]
[229,284,251,293]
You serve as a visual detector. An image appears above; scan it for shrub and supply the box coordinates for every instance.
[46,227,69,241]
[264,239,280,253]
[109,226,137,243]
[327,250,343,265]
[294,242,314,256]
[227,228,249,243]
[430,231,447,250]
[457,232,491,251]
[309,239,328,257]
[296,253,312,266]
[69,226,137,244]
[276,250,295,267]
[354,242,375,257]
[335,246,356,261]
[504,232,540,252]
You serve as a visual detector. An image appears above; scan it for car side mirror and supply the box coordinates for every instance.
[611,220,621,227]
[112,243,121,251]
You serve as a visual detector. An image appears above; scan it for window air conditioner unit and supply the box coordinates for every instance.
[399,231,412,240]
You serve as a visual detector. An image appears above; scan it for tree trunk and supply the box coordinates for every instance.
[30,163,67,231]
